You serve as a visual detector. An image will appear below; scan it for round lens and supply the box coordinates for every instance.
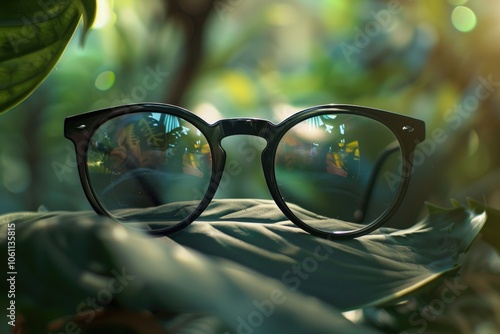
[86,112,212,232]
[274,113,403,233]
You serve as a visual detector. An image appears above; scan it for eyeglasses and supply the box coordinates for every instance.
[65,103,425,239]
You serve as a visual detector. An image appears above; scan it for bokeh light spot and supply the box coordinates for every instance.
[95,71,116,91]
[451,6,477,32]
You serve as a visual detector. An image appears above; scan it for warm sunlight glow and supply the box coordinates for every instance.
[194,103,223,123]
[93,0,116,29]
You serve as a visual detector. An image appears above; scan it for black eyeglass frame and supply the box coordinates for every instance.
[65,103,425,239]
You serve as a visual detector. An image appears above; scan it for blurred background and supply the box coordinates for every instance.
[0,0,499,222]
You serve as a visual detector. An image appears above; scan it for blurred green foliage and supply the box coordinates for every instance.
[0,0,499,217]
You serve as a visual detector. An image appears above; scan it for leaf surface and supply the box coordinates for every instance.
[0,0,96,113]
[0,199,488,333]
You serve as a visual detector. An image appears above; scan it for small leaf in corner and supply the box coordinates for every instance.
[0,0,97,114]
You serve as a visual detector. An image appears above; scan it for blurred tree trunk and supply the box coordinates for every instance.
[164,0,215,105]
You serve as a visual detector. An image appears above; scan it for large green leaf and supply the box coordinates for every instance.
[0,0,96,113]
[0,199,488,333]
[172,199,486,310]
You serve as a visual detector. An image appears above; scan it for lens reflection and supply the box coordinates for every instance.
[87,112,212,231]
[275,114,402,233]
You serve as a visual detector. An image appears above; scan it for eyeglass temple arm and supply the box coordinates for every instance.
[355,141,401,223]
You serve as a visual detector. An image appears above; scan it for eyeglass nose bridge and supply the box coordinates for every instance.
[218,118,275,140]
